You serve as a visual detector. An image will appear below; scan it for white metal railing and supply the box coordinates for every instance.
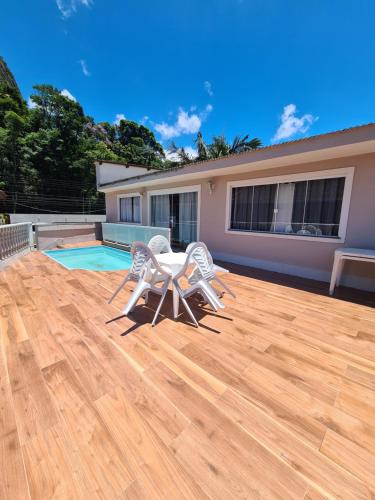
[102,223,170,247]
[0,222,33,260]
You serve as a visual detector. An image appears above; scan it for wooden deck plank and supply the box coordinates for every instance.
[217,389,371,499]
[42,359,135,497]
[320,429,375,490]
[95,386,207,499]
[0,431,30,500]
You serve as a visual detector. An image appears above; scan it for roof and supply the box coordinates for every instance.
[97,123,375,191]
[94,160,157,169]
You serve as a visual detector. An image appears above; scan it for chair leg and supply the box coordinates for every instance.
[123,281,150,316]
[151,281,170,326]
[180,296,199,327]
[108,275,129,304]
[200,281,225,310]
[214,276,236,298]
[172,286,180,319]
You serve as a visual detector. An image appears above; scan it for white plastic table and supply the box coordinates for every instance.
[329,247,375,295]
[155,252,188,318]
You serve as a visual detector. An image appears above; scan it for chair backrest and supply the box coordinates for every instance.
[187,242,215,281]
[129,241,152,280]
[130,241,171,281]
[185,242,197,254]
[148,234,172,255]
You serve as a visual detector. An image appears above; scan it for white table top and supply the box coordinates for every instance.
[335,247,375,258]
[155,252,187,267]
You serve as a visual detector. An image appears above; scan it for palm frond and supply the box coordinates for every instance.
[194,131,208,161]
[208,135,230,158]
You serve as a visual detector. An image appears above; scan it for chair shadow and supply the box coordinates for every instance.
[107,289,227,335]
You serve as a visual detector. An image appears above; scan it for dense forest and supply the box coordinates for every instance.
[0,56,261,215]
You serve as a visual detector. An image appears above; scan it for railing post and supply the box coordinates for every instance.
[28,223,34,250]
[35,225,40,250]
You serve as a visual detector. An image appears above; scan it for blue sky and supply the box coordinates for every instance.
[3,0,375,154]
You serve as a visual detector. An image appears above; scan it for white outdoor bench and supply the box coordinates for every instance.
[329,247,375,295]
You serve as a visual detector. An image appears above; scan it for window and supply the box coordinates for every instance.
[228,170,353,239]
[119,195,141,223]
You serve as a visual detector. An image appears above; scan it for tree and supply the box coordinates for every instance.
[208,135,230,158]
[229,134,262,153]
[0,110,27,210]
[114,119,165,168]
[0,56,21,93]
[24,85,89,197]
[194,131,209,161]
[0,83,27,128]
[168,141,195,164]
[117,119,163,155]
[168,131,262,165]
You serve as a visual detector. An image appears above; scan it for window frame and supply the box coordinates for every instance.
[225,167,355,243]
[117,192,142,225]
[146,185,201,240]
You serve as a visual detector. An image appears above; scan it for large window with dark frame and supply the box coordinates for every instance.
[229,176,345,237]
[119,196,141,223]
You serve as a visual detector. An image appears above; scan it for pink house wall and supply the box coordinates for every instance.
[105,152,375,291]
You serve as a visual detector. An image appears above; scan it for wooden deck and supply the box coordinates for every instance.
[1,244,375,499]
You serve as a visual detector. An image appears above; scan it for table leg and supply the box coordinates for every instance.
[329,254,341,295]
[172,285,179,319]
[336,257,345,290]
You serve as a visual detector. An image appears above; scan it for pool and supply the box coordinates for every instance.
[44,245,132,271]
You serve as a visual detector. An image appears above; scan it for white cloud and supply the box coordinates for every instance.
[114,113,126,125]
[79,59,91,77]
[55,0,92,18]
[164,149,179,161]
[176,109,201,135]
[165,146,198,162]
[272,104,318,142]
[154,105,213,140]
[140,115,149,125]
[204,80,214,97]
[60,88,76,101]
[27,97,37,109]
[185,146,198,158]
[154,122,179,140]
[201,103,213,119]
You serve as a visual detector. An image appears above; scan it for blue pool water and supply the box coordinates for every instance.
[44,245,132,271]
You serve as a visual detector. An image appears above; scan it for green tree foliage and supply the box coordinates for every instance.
[168,132,262,166]
[0,56,21,93]
[0,84,27,127]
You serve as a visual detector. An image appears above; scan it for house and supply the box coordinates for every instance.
[96,123,375,291]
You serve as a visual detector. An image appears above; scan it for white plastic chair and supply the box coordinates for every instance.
[119,242,171,326]
[108,241,149,305]
[148,234,172,254]
[185,242,236,298]
[173,242,224,327]
[108,242,170,324]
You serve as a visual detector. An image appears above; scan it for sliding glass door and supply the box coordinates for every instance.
[150,191,198,248]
